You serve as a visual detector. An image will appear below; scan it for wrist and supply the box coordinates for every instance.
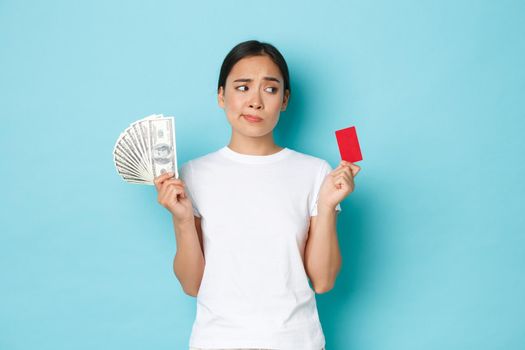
[173,216,195,231]
[317,202,337,215]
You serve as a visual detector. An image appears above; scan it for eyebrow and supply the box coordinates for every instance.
[233,76,281,84]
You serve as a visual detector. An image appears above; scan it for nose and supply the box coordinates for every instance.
[249,102,262,110]
[248,91,263,110]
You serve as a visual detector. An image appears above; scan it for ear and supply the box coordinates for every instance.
[280,89,290,111]
[217,86,225,108]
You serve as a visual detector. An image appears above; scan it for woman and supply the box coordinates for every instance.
[154,40,360,350]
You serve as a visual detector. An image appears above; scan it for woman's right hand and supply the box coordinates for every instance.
[154,172,195,225]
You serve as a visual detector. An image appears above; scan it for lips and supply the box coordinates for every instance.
[242,114,263,122]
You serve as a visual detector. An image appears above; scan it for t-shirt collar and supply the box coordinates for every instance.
[218,145,293,164]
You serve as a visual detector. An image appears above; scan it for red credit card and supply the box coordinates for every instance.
[335,126,363,162]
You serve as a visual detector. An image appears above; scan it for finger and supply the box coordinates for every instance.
[340,166,353,175]
[338,160,352,168]
[161,179,184,188]
[338,163,360,177]
[340,160,360,169]
[160,188,173,205]
[166,183,186,198]
[345,162,361,175]
[164,185,186,202]
[335,175,351,190]
[340,160,356,166]
[347,163,360,176]
[162,182,184,193]
[160,179,185,192]
[154,172,176,189]
[158,182,182,202]
[167,185,186,203]
[161,184,185,201]
[332,166,353,178]
[333,173,352,187]
[158,185,169,204]
[336,173,352,183]
[342,172,353,184]
[334,176,347,190]
[154,171,175,184]
[335,171,350,180]
[166,184,179,198]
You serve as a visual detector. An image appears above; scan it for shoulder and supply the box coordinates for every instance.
[286,148,332,172]
[179,148,223,178]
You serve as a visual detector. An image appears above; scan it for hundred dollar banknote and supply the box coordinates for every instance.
[113,114,178,185]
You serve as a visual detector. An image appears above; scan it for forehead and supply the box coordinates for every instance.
[227,55,283,81]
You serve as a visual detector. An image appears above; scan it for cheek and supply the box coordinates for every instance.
[266,95,284,111]
[224,94,245,112]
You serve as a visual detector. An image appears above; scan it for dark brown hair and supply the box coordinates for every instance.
[217,40,291,99]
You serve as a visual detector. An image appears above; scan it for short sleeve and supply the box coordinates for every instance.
[309,160,342,217]
[178,161,202,218]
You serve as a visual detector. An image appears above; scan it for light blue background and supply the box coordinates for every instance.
[1,1,524,349]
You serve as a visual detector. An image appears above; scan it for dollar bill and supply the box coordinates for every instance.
[148,116,178,179]
[112,114,178,185]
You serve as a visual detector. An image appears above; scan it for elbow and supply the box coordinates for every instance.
[313,269,340,294]
[183,286,199,297]
[312,266,341,294]
[173,265,200,297]
[175,273,200,297]
[314,282,335,294]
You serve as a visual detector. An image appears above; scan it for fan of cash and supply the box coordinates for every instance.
[113,114,178,185]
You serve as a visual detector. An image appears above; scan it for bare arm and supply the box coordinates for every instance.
[304,160,360,293]
[154,172,205,298]
[304,206,342,294]
[173,216,205,297]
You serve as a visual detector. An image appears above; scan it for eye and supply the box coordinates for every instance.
[265,86,279,93]
[235,85,248,91]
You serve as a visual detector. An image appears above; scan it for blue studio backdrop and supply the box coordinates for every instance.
[1,1,524,349]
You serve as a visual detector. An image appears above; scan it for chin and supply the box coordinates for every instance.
[235,126,273,138]
[244,129,272,138]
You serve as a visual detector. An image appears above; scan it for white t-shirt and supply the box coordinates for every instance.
[179,145,342,350]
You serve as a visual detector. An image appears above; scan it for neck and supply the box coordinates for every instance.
[228,130,283,156]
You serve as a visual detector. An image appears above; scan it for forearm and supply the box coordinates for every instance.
[172,216,205,296]
[305,205,342,293]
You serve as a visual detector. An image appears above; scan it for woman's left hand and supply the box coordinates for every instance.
[317,160,361,210]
